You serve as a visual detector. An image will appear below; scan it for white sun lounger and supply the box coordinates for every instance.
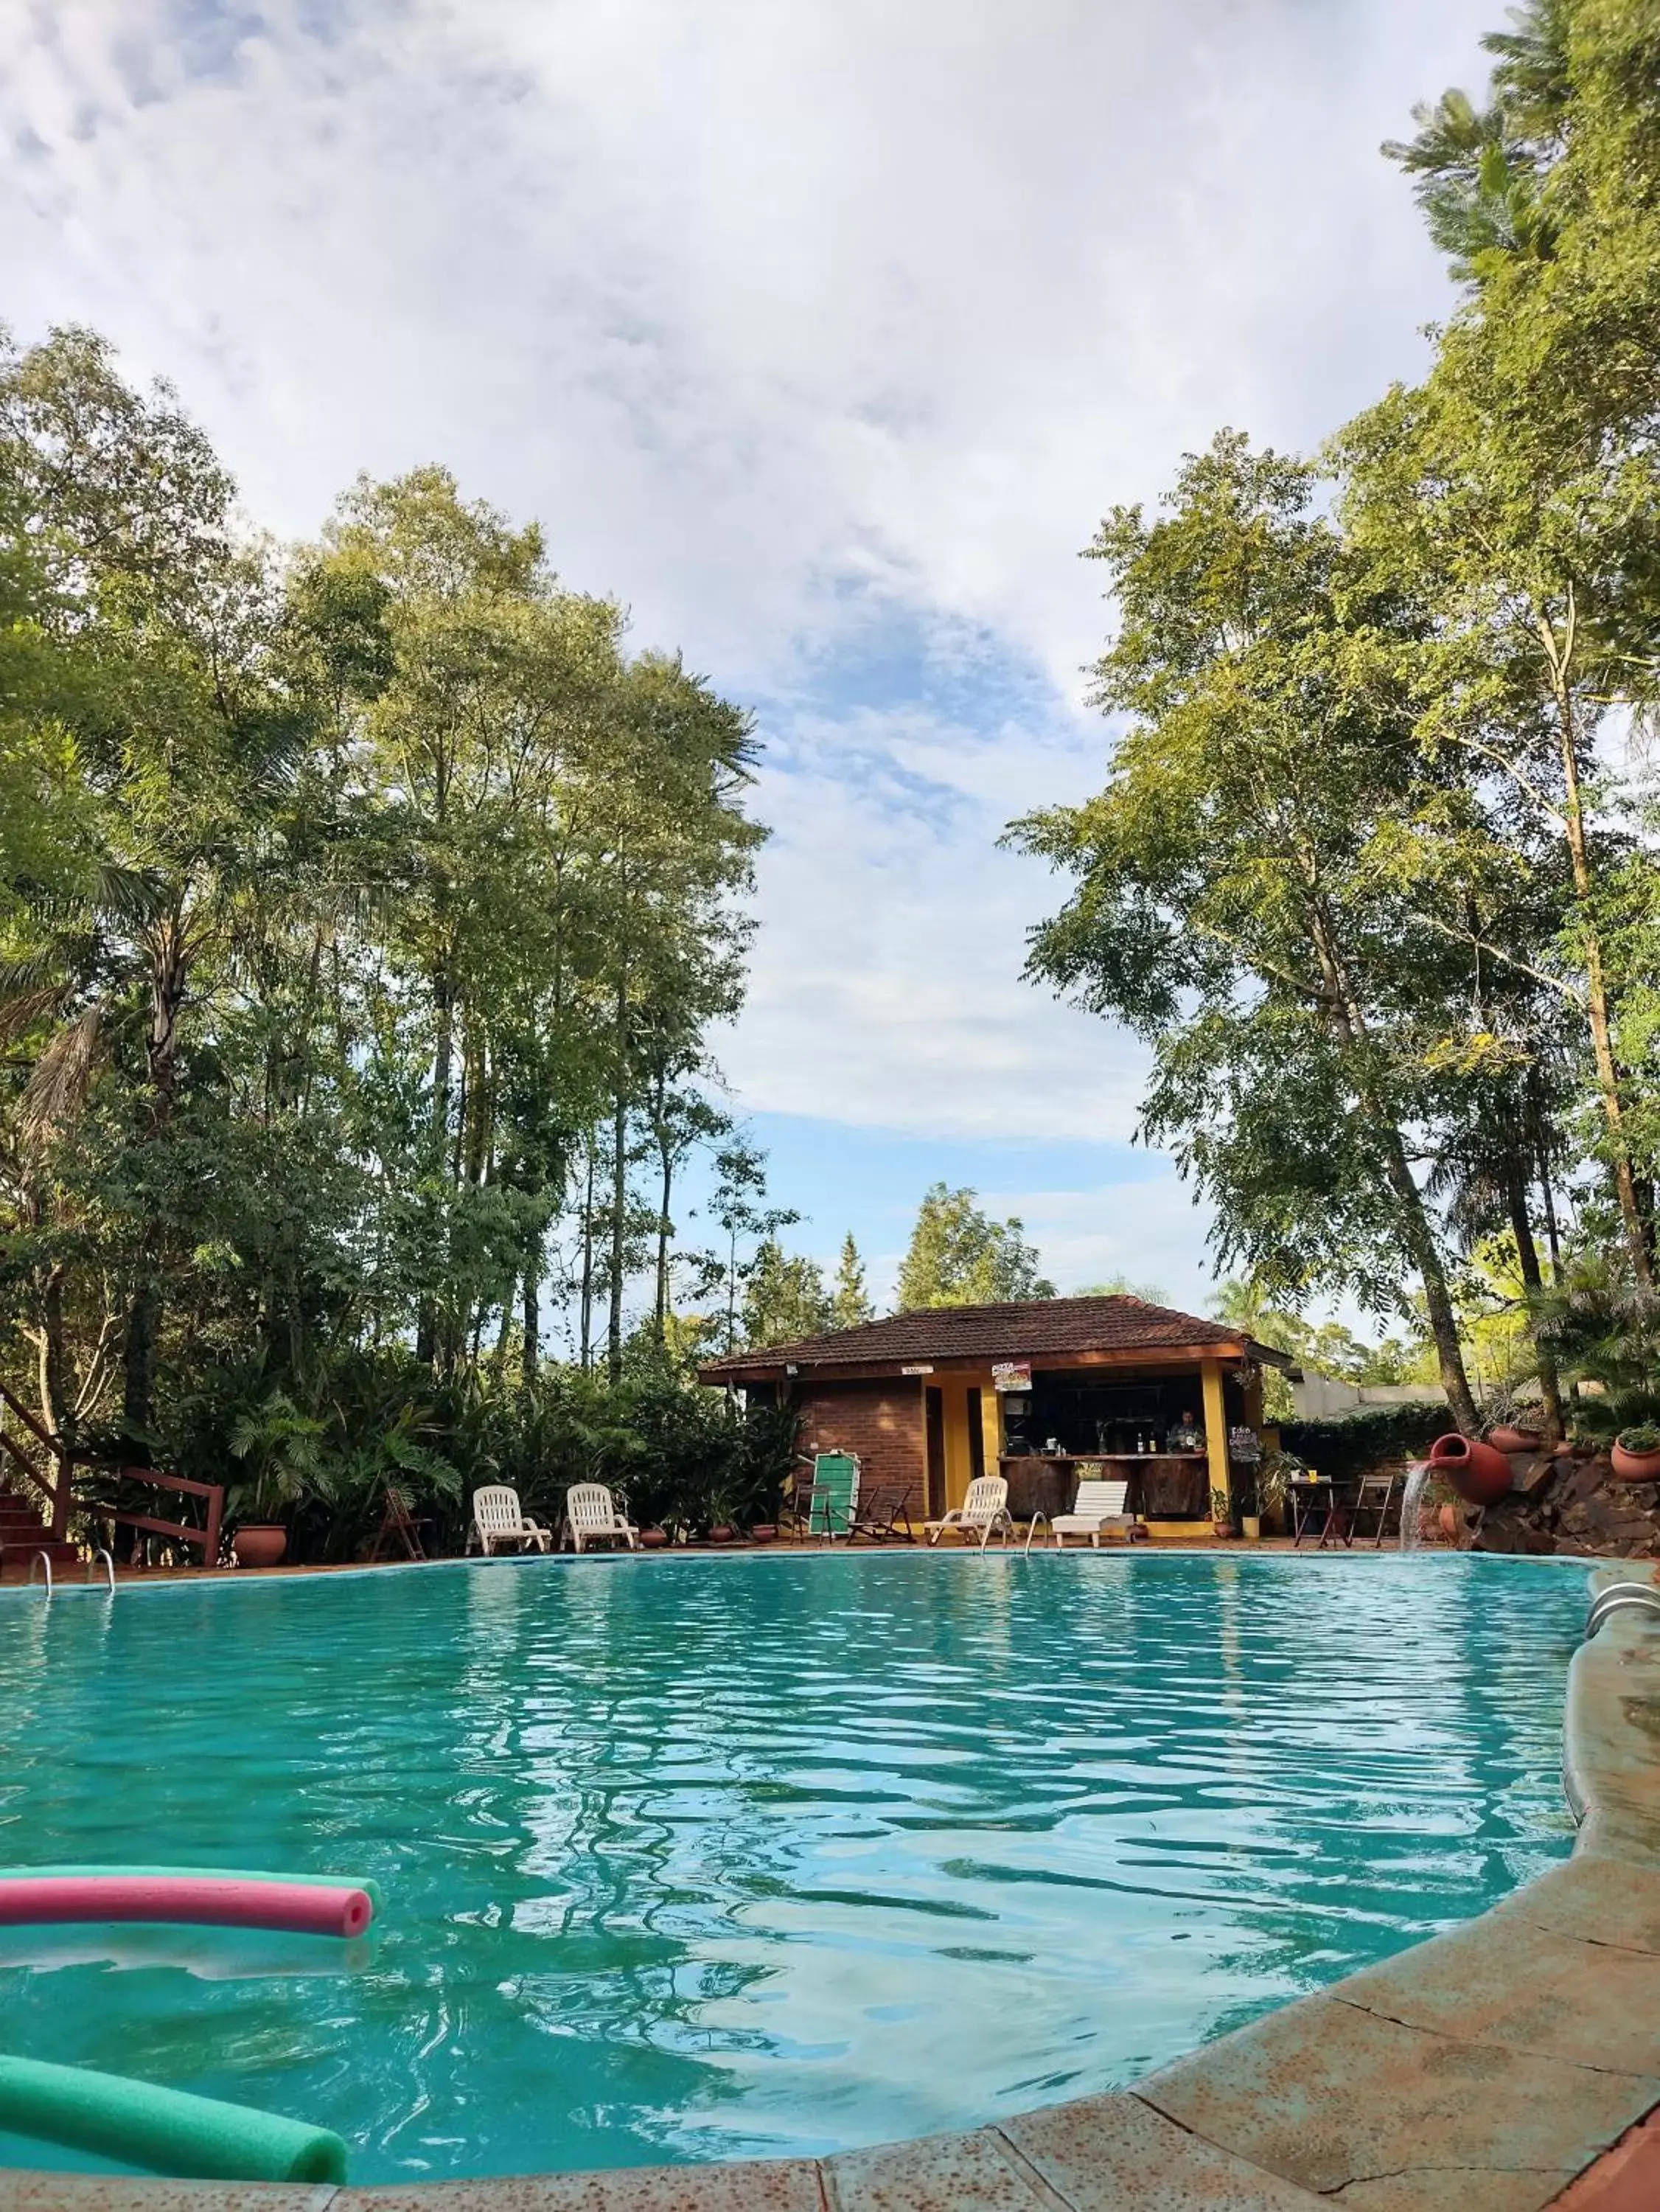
[468,1484,552,1557]
[924,1473,1014,1550]
[1025,1476,1142,1552]
[563,1483,639,1554]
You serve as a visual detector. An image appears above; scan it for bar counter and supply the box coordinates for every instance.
[997,1452,1210,1521]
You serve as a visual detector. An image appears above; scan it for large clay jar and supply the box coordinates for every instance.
[1428,1433,1513,1508]
[1488,1425,1542,1455]
[232,1523,287,1568]
[639,1526,669,1549]
[1611,1442,1660,1484]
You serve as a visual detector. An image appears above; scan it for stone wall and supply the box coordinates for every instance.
[1467,1449,1660,1557]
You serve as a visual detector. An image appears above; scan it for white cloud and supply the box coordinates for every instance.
[4,0,1500,1157]
[985,1174,1222,1313]
[714,697,1144,1140]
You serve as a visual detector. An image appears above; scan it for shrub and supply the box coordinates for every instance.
[1278,1404,1448,1484]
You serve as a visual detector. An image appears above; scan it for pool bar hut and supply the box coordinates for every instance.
[701,1295,1291,1537]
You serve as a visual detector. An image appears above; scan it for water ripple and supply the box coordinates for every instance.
[0,1551,1584,2180]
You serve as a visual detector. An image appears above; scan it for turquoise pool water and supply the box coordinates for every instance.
[0,1551,1583,2183]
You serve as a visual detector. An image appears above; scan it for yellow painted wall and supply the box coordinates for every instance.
[935,1372,999,1512]
[1201,1358,1230,1520]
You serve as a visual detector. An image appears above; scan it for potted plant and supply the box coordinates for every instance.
[1485,1388,1542,1456]
[1612,1425,1660,1483]
[704,1488,738,1544]
[1210,1487,1236,1540]
[228,1392,333,1568]
[638,1526,670,1549]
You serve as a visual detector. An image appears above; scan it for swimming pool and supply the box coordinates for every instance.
[0,1551,1584,2184]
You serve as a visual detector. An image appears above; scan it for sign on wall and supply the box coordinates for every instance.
[901,1363,935,1377]
[991,1360,1033,1392]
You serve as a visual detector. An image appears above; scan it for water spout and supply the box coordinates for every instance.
[1399,1461,1431,1551]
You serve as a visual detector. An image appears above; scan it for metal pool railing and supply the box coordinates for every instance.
[1586,1583,1660,1640]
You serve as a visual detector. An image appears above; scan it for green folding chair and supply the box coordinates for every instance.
[807,1452,860,1541]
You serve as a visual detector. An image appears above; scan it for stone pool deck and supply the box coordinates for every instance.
[6,1562,1659,2212]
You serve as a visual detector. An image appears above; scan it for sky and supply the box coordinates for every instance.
[5,0,1503,1318]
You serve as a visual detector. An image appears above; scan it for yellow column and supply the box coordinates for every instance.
[1201,1359,1230,1525]
[980,1387,1002,1484]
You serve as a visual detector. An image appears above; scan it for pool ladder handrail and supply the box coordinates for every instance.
[1585,1584,1660,1640]
[27,1550,52,1598]
[88,1547,114,1593]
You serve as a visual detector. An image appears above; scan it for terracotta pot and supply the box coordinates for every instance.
[750,1524,778,1543]
[639,1527,669,1549]
[708,1524,736,1545]
[1211,1520,1235,1540]
[1437,1503,1461,1540]
[232,1524,287,1569]
[1428,1433,1513,1508]
[1611,1443,1660,1484]
[1488,1425,1542,1455]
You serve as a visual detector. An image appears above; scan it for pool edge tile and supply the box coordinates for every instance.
[997,2090,1323,2208]
[332,2160,827,2212]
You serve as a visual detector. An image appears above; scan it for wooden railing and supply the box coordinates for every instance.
[92,1467,225,1571]
[0,1382,224,1567]
[0,1380,69,1540]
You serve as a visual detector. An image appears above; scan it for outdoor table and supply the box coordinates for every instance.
[1288,1477,1355,1550]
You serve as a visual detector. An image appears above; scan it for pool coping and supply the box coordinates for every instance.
[4,1558,1655,2212]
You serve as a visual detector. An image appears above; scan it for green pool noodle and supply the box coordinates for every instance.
[0,2054,348,2184]
[0,1865,384,1915]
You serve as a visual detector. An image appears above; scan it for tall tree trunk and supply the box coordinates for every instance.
[124,914,189,1442]
[579,1142,596,1371]
[652,1065,673,1342]
[1527,1067,1563,1272]
[1536,601,1652,1284]
[417,953,454,1366]
[1302,888,1480,1430]
[489,1280,515,1385]
[38,1261,67,1437]
[521,1248,540,1389]
[1503,1158,1564,1444]
[607,987,629,1384]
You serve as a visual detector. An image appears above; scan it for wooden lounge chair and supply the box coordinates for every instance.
[367,1481,428,1562]
[563,1482,639,1554]
[851,1481,917,1543]
[1025,1477,1142,1552]
[467,1484,552,1557]
[805,1451,859,1541]
[924,1474,1014,1550]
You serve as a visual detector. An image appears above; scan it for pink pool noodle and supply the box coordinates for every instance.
[0,1876,373,1938]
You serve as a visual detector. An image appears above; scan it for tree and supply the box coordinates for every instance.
[896,1184,1056,1309]
[1077,1274,1168,1304]
[743,1240,834,1348]
[1008,434,1484,1429]
[831,1233,874,1329]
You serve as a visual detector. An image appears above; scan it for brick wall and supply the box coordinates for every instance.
[795,1379,924,1500]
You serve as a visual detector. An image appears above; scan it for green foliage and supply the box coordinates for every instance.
[0,322,778,1535]
[896,1183,1056,1309]
[1617,1422,1660,1453]
[831,1234,874,1329]
[1279,1405,1451,1484]
[743,1239,834,1349]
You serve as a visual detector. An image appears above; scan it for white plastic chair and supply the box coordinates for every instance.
[468,1484,551,1557]
[563,1483,639,1554]
[924,1474,1014,1550]
[1025,1477,1141,1553]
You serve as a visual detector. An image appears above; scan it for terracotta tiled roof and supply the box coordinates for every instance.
[700,1295,1289,1378]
